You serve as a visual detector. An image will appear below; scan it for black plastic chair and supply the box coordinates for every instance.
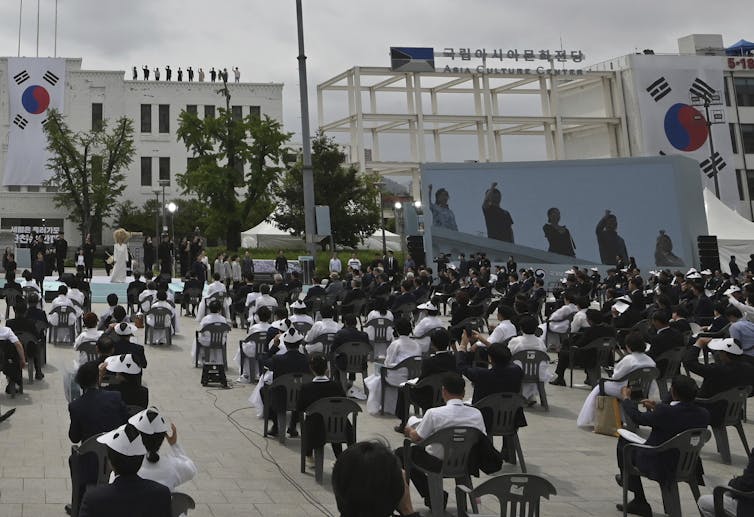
[599,367,659,431]
[299,397,361,483]
[292,320,313,336]
[181,287,202,317]
[365,317,393,358]
[144,306,173,346]
[126,285,145,315]
[14,331,38,383]
[49,305,77,346]
[401,373,445,423]
[340,298,367,325]
[394,301,418,323]
[171,492,196,517]
[307,332,336,357]
[511,350,550,410]
[194,322,231,368]
[456,473,557,517]
[3,288,21,320]
[76,340,99,363]
[402,426,484,517]
[621,428,711,517]
[332,341,372,393]
[713,484,754,517]
[568,337,618,387]
[71,432,110,517]
[271,289,290,309]
[697,385,752,465]
[262,372,314,444]
[544,311,575,351]
[378,355,423,416]
[239,331,268,381]
[473,392,528,473]
[650,346,684,400]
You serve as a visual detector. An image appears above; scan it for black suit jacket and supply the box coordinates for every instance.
[341,289,365,308]
[457,352,523,404]
[78,474,171,517]
[572,323,617,348]
[647,326,683,365]
[68,388,128,443]
[620,399,710,484]
[113,339,148,369]
[268,349,309,378]
[419,351,457,379]
[669,318,692,334]
[391,292,416,311]
[304,285,326,300]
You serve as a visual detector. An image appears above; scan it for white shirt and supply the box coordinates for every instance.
[139,289,157,313]
[415,399,486,459]
[508,334,547,356]
[197,313,229,347]
[611,352,656,380]
[411,316,444,354]
[347,258,362,271]
[329,258,342,273]
[109,443,197,492]
[74,328,103,365]
[548,303,578,333]
[728,296,754,323]
[487,320,517,345]
[570,308,591,333]
[51,294,73,310]
[365,311,394,342]
[289,314,314,326]
[305,318,342,349]
[146,300,179,332]
[250,294,277,317]
[206,281,227,297]
[21,279,40,293]
[49,297,76,326]
[0,327,19,343]
[383,335,422,385]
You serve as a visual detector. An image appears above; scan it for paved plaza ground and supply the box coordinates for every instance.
[1,288,752,516]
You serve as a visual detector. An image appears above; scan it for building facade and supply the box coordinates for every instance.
[0,57,283,248]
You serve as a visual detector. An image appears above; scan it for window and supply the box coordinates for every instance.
[159,157,170,185]
[91,103,103,131]
[742,124,754,154]
[204,105,215,119]
[26,186,39,192]
[140,104,151,133]
[186,104,197,116]
[249,105,261,118]
[158,104,170,133]
[187,157,197,172]
[140,157,152,186]
[730,123,738,154]
[7,186,20,192]
[724,79,730,107]
[734,78,754,107]
[232,105,243,121]
[737,169,754,201]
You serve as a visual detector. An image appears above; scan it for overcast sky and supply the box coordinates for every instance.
[1,0,750,162]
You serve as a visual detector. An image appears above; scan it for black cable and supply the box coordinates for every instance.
[204,386,334,517]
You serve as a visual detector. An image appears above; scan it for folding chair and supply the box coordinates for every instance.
[456,473,557,517]
[262,372,314,445]
[126,285,145,315]
[402,426,483,517]
[511,350,550,410]
[474,392,528,472]
[621,428,711,517]
[300,397,361,483]
[697,385,752,464]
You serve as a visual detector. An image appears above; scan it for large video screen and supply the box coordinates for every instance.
[422,156,708,269]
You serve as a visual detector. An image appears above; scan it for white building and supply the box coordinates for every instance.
[318,34,754,218]
[0,57,283,248]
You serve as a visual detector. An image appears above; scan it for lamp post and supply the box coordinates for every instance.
[375,182,387,256]
[394,201,405,258]
[296,0,317,259]
[158,179,170,234]
[691,89,724,198]
[167,202,177,273]
[152,190,160,266]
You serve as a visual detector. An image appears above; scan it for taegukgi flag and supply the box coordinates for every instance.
[4,57,66,186]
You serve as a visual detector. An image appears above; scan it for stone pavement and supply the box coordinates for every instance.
[1,296,752,517]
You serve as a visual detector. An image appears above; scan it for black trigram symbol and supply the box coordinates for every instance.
[700,152,726,178]
[646,77,671,101]
[13,70,30,85]
[690,78,715,102]
[13,114,29,129]
[41,117,49,128]
[43,71,59,86]
[659,151,666,156]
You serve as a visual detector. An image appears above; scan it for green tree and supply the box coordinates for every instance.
[176,88,291,250]
[43,109,135,243]
[115,198,208,242]
[273,133,381,248]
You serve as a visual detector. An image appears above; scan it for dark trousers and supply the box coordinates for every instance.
[260,386,299,432]
[395,446,443,499]
[56,257,65,276]
[1,341,22,388]
[395,386,433,426]
[616,437,646,498]
[302,415,350,456]
[84,261,93,279]
[555,345,596,378]
[24,340,43,375]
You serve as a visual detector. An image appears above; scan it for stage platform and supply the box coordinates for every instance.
[40,276,187,304]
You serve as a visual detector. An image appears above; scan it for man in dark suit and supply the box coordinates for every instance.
[274,250,288,279]
[372,275,391,298]
[457,340,523,404]
[297,353,349,465]
[340,279,365,310]
[262,328,309,437]
[391,279,416,312]
[689,283,714,324]
[669,305,692,334]
[126,273,146,309]
[384,250,400,279]
[646,310,683,376]
[394,328,457,432]
[551,309,617,386]
[615,375,710,517]
[54,232,68,279]
[78,423,171,517]
[67,361,129,515]
[304,277,327,301]
[331,313,370,387]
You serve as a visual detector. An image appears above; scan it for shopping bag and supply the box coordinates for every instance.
[593,395,622,437]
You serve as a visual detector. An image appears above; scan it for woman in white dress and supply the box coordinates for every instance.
[110,228,130,283]
[576,332,658,427]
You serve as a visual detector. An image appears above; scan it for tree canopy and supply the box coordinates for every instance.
[43,109,135,243]
[273,133,381,248]
[176,94,291,250]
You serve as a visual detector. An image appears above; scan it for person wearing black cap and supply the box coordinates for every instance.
[112,322,147,369]
[100,354,148,408]
[78,423,171,517]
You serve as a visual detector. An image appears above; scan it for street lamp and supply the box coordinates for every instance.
[158,179,170,234]
[375,181,386,256]
[691,90,724,198]
[167,202,177,273]
[152,189,160,267]
[393,202,406,258]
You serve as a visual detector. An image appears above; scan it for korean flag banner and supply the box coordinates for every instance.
[4,57,66,186]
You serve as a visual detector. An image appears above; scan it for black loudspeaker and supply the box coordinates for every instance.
[406,235,426,267]
[697,235,720,272]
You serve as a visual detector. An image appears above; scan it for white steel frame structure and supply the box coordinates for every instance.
[317,66,630,197]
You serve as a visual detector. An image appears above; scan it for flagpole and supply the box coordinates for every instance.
[35,0,40,57]
[54,0,58,57]
[17,0,23,57]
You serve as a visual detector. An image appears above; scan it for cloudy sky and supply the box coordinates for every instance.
[0,0,750,161]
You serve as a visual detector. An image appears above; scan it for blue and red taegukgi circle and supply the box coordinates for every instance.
[21,85,51,115]
[663,103,708,152]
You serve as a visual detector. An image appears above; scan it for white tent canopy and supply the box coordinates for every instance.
[704,188,754,273]
[241,219,403,251]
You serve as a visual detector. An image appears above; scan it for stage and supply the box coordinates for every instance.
[25,276,187,304]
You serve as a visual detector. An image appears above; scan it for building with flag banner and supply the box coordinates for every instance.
[0,57,283,247]
[318,33,754,219]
